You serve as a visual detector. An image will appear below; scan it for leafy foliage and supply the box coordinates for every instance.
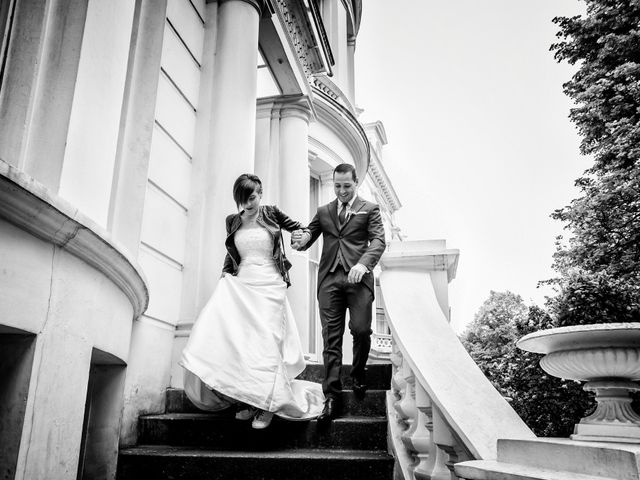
[461,294,593,437]
[462,1,640,438]
[546,268,640,326]
[549,1,640,304]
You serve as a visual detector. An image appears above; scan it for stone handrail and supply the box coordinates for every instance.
[379,241,534,480]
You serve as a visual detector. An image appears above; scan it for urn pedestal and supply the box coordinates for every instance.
[517,323,640,443]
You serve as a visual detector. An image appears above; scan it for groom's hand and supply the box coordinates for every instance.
[291,230,309,250]
[347,263,368,283]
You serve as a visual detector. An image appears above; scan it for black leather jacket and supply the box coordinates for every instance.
[222,205,303,287]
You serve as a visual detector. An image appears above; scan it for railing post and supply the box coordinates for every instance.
[390,342,406,398]
[412,383,435,480]
[432,405,473,480]
[399,366,418,474]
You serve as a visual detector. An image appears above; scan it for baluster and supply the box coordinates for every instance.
[412,383,435,480]
[390,350,409,434]
[390,340,405,398]
[394,361,415,431]
[431,406,471,480]
[399,367,418,474]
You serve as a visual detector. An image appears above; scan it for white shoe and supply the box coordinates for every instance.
[251,410,274,429]
[235,404,255,421]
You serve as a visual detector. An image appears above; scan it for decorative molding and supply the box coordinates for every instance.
[311,75,355,115]
[272,0,332,78]
[363,120,401,213]
[311,85,370,182]
[369,159,401,213]
[308,137,344,169]
[138,314,177,332]
[256,95,314,125]
[0,159,149,318]
[218,0,265,16]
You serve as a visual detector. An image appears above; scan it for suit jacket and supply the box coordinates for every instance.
[303,196,386,293]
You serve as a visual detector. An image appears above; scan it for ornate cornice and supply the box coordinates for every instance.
[311,84,370,181]
[311,74,355,115]
[364,121,401,213]
[0,159,149,318]
[369,159,401,213]
[272,0,333,78]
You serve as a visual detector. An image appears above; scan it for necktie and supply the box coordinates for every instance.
[339,202,348,225]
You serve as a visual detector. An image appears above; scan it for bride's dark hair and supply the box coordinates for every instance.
[233,173,263,207]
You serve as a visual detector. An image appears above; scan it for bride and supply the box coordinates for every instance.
[180,173,324,429]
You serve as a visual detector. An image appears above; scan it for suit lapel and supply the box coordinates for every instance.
[328,199,340,232]
[340,196,365,230]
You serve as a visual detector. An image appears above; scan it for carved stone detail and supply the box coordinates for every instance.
[273,0,329,78]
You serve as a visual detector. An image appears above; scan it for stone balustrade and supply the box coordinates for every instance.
[380,241,640,479]
[378,240,534,480]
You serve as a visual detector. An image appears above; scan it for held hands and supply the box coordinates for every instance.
[291,229,309,250]
[348,263,368,284]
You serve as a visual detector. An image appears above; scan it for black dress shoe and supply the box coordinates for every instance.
[317,397,340,426]
[352,380,367,400]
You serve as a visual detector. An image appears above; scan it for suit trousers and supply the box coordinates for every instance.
[318,268,373,399]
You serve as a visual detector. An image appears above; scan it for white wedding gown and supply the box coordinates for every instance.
[180,226,324,419]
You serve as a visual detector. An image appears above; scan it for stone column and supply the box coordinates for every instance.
[195,0,262,309]
[0,0,88,191]
[108,0,168,254]
[346,35,356,104]
[278,98,313,348]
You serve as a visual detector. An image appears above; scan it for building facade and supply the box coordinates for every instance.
[0,0,400,478]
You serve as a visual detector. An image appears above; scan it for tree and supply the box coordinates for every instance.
[460,291,526,396]
[461,294,593,437]
[549,1,640,287]
[505,306,592,437]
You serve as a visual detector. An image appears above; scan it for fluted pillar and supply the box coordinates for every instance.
[196,0,262,309]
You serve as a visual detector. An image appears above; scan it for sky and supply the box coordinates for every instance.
[354,1,590,332]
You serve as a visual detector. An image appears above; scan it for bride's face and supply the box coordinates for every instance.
[241,188,262,214]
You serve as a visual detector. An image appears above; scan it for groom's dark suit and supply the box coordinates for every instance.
[302,196,386,399]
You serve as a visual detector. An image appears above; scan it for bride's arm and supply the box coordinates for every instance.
[221,214,235,275]
[271,205,303,232]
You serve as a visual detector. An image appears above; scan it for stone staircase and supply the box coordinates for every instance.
[117,364,394,480]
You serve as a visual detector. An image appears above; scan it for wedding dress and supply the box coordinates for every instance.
[180,225,324,419]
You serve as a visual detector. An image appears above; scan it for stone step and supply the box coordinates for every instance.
[297,363,391,390]
[166,388,387,417]
[117,446,394,480]
[139,413,388,451]
[455,460,614,480]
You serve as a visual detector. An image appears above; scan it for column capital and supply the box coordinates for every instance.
[257,95,315,123]
[216,0,270,16]
[277,95,314,122]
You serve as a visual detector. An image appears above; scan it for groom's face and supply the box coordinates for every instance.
[333,171,357,204]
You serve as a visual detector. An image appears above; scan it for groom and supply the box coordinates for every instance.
[293,163,386,424]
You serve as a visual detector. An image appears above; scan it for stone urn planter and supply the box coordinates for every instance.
[517,323,640,443]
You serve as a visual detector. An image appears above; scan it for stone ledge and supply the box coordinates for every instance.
[0,158,148,318]
[498,438,640,479]
[455,459,615,480]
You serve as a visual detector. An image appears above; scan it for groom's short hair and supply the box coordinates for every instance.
[233,173,263,206]
[333,163,357,182]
